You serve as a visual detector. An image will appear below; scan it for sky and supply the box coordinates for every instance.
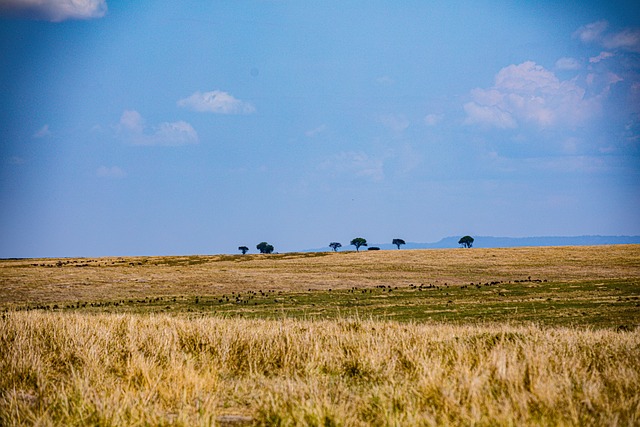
[1,0,639,257]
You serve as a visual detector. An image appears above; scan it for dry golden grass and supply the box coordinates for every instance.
[1,311,639,426]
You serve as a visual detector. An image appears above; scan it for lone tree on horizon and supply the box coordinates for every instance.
[392,238,406,249]
[329,242,342,252]
[238,246,249,255]
[458,235,474,248]
[256,242,274,254]
[350,237,367,252]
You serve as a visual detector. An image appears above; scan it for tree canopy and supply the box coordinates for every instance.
[329,242,342,252]
[392,238,406,249]
[256,242,274,254]
[458,236,474,248]
[238,246,249,255]
[350,237,367,252]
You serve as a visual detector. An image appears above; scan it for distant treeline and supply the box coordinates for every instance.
[302,235,640,252]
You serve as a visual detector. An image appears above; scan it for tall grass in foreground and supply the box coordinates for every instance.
[1,312,639,426]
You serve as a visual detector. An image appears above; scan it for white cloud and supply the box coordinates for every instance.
[318,151,384,182]
[463,102,516,129]
[603,28,640,52]
[574,20,640,53]
[153,121,198,145]
[96,165,126,178]
[584,71,623,95]
[119,110,144,133]
[0,0,107,22]
[305,124,327,138]
[493,62,558,92]
[379,114,409,132]
[177,90,255,114]
[573,20,608,43]
[555,57,581,70]
[604,72,623,86]
[33,124,51,138]
[118,110,198,146]
[589,51,614,63]
[424,113,444,126]
[464,61,610,130]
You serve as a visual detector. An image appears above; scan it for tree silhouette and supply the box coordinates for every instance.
[392,238,406,249]
[238,246,249,255]
[350,237,367,252]
[458,236,474,248]
[329,242,342,252]
[256,242,274,254]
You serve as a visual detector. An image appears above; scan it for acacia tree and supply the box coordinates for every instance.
[329,242,342,252]
[238,246,249,255]
[392,238,406,249]
[350,237,367,252]
[256,242,274,254]
[458,236,474,248]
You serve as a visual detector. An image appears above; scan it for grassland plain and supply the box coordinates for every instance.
[1,245,639,327]
[1,245,639,425]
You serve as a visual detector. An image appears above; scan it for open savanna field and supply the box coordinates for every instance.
[1,245,640,425]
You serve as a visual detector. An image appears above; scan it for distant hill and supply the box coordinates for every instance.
[306,235,640,252]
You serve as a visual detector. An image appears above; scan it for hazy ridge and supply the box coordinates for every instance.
[306,235,640,252]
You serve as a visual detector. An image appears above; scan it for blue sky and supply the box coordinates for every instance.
[1,0,639,257]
